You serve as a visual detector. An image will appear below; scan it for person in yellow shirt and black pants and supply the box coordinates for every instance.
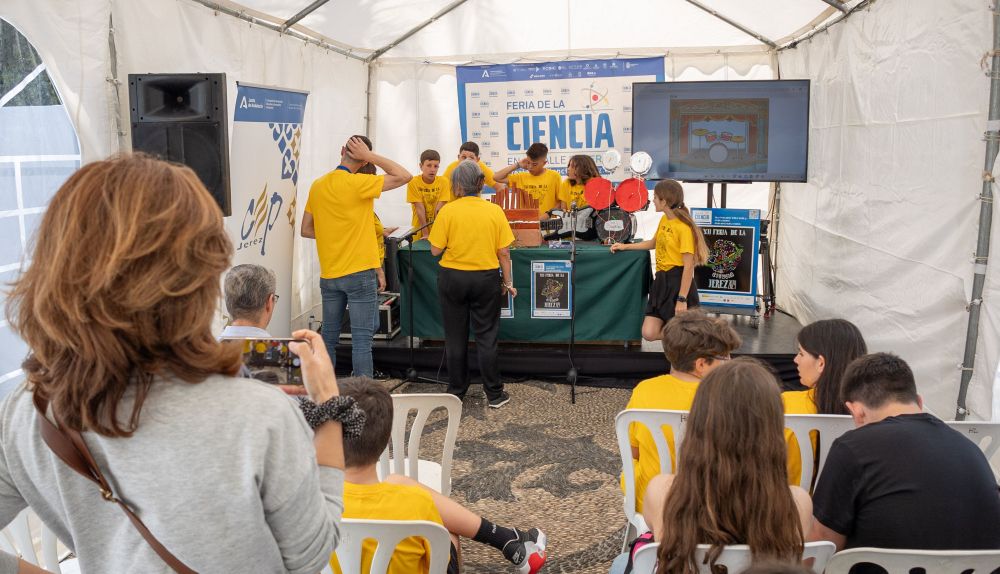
[301,136,411,377]
[428,160,516,407]
[493,143,562,218]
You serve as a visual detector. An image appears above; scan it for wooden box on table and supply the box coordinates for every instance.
[493,186,542,247]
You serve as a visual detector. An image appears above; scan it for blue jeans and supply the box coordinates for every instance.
[320,269,378,378]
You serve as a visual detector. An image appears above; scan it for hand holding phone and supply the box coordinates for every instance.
[288,330,339,403]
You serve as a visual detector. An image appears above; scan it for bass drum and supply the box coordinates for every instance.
[593,207,637,244]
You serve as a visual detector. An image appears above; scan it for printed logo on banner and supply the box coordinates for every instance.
[583,82,611,112]
[472,111,481,118]
[480,121,490,128]
[239,185,284,256]
[472,131,482,139]
[693,210,712,225]
[507,89,516,97]
[489,90,499,98]
[524,89,535,97]
[471,90,481,98]
[489,111,499,118]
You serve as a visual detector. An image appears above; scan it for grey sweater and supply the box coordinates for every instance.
[0,375,343,573]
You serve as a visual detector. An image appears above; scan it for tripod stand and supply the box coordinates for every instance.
[396,222,448,392]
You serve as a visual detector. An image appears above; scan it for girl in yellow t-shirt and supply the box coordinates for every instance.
[610,179,709,341]
[782,318,868,486]
[557,154,600,210]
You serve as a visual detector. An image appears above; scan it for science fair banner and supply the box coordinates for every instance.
[226,83,308,336]
[457,58,664,179]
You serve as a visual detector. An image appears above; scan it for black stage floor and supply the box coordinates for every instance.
[335,310,807,391]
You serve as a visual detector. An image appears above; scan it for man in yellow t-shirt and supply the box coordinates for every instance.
[623,312,742,512]
[442,141,499,194]
[493,142,562,217]
[301,135,411,376]
[332,379,548,574]
[406,149,451,239]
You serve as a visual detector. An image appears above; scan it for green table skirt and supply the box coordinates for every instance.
[397,240,651,342]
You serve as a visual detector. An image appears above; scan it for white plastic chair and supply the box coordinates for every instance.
[615,409,688,545]
[378,394,462,497]
[944,420,1000,479]
[631,541,837,574]
[329,518,452,574]
[824,547,1000,574]
[0,508,73,573]
[784,414,855,493]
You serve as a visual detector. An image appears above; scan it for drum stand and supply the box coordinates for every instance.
[396,222,448,392]
[566,204,580,403]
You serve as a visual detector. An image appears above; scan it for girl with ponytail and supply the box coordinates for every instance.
[611,179,709,341]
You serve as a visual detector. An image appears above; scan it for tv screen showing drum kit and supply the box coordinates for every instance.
[630,80,810,183]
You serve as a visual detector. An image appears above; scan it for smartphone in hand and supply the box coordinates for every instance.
[223,338,307,393]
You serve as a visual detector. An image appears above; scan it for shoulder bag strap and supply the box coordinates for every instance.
[32,392,198,574]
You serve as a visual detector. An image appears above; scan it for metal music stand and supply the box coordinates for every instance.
[396,221,448,392]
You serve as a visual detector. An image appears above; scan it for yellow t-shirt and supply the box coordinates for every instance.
[305,169,384,279]
[374,214,385,262]
[622,374,700,512]
[508,169,561,216]
[782,388,819,487]
[330,482,445,574]
[428,197,515,271]
[443,159,497,188]
[654,215,695,272]
[406,175,452,231]
[558,179,588,209]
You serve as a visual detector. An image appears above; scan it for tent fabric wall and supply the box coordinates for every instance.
[775,0,995,419]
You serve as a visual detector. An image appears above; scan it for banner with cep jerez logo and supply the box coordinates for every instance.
[226,83,309,337]
[456,58,664,181]
[691,208,761,311]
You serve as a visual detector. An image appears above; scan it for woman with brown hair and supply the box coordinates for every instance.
[641,359,812,574]
[0,154,349,573]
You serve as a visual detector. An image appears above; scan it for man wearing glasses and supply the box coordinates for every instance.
[220,264,280,338]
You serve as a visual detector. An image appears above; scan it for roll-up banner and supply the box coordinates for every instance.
[225,83,308,336]
[457,58,664,179]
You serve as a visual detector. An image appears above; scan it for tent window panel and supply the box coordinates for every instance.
[21,161,77,208]
[0,19,58,106]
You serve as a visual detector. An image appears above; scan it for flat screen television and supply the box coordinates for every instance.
[631,80,810,183]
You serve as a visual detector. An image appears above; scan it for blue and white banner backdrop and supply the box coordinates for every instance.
[226,83,309,336]
[456,58,664,179]
[691,208,761,310]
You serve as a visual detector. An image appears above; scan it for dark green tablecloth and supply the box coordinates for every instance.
[397,240,651,342]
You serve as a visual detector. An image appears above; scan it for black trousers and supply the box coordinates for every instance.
[437,267,504,400]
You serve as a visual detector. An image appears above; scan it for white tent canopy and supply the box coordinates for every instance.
[1,0,997,420]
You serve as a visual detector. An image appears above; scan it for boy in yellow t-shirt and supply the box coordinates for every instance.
[493,142,562,217]
[442,141,499,193]
[621,312,741,512]
[332,379,548,574]
[406,149,451,239]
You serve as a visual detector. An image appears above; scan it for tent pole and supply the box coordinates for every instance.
[107,14,126,152]
[956,4,1000,420]
[684,0,776,48]
[280,0,330,33]
[365,0,469,62]
[365,63,374,138]
[818,0,848,13]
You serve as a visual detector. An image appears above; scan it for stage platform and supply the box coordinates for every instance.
[336,309,807,391]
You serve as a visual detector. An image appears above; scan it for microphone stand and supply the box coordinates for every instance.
[395,220,448,392]
[566,201,580,403]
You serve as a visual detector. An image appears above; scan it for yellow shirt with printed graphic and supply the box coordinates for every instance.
[443,160,497,189]
[429,197,515,271]
[330,482,445,574]
[654,215,695,272]
[622,374,699,512]
[558,179,588,209]
[508,169,561,216]
[782,388,819,488]
[305,169,384,279]
[406,175,452,232]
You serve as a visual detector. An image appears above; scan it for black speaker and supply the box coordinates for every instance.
[128,73,231,216]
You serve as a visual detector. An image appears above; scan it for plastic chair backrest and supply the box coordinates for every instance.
[824,547,1000,574]
[615,409,688,534]
[0,509,38,565]
[631,541,837,574]
[784,414,855,493]
[379,393,462,497]
[333,518,451,574]
[944,421,1000,478]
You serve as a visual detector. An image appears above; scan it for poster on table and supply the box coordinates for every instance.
[530,260,573,319]
[690,208,760,310]
[456,58,664,180]
[225,83,308,336]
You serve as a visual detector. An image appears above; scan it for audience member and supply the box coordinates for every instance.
[333,379,547,574]
[783,319,867,486]
[622,311,741,512]
[220,263,277,338]
[809,353,1000,558]
[301,135,410,376]
[0,154,346,573]
[640,359,812,574]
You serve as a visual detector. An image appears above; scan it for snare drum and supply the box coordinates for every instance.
[593,207,637,244]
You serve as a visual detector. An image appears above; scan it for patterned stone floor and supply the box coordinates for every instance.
[385,379,632,574]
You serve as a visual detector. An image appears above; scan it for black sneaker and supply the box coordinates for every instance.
[502,528,547,573]
[487,391,510,409]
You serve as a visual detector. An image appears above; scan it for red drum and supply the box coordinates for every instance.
[583,177,615,210]
[615,178,648,213]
